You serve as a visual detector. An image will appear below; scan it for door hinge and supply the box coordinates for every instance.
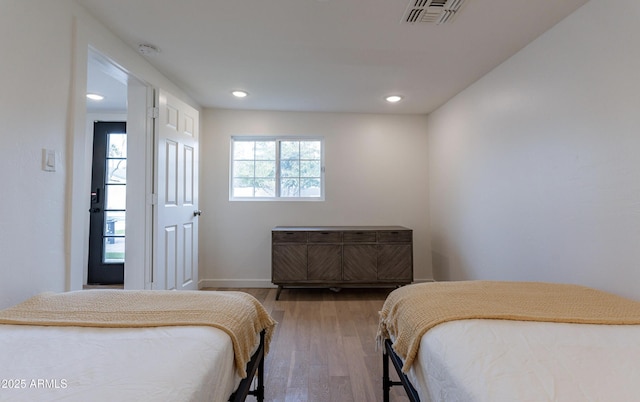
[147,107,159,119]
[147,193,158,205]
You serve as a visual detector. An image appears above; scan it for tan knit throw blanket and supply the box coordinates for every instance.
[377,281,640,373]
[0,290,277,378]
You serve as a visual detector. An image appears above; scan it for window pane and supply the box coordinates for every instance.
[255,141,275,160]
[105,184,126,210]
[106,159,127,184]
[232,178,255,197]
[280,178,300,197]
[300,160,320,177]
[300,141,321,159]
[300,179,321,197]
[280,141,299,160]
[230,137,323,200]
[255,179,276,197]
[233,141,255,160]
[255,161,276,178]
[281,160,299,178]
[108,133,127,158]
[103,237,125,263]
[233,160,255,178]
[104,211,126,236]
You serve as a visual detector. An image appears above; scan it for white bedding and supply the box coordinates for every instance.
[0,324,241,402]
[407,319,640,402]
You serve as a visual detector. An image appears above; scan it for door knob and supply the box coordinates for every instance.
[193,210,202,217]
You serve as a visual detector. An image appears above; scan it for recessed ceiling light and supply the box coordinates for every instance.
[232,90,249,98]
[86,93,104,101]
[385,95,403,103]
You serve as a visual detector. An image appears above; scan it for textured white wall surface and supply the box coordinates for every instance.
[199,109,430,287]
[427,0,640,299]
[0,1,74,308]
[0,1,198,308]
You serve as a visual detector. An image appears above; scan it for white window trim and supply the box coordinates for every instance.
[229,136,325,201]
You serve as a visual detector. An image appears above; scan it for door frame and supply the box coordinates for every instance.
[69,16,202,292]
[69,44,154,290]
[123,79,155,290]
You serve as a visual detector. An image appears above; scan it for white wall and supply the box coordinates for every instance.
[427,0,640,299]
[0,1,74,308]
[200,109,430,287]
[0,0,199,308]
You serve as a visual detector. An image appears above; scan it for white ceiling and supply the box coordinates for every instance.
[86,50,128,113]
[78,0,588,115]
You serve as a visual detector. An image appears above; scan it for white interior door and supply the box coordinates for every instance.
[153,89,199,290]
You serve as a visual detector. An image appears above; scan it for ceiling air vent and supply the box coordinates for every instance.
[403,0,467,25]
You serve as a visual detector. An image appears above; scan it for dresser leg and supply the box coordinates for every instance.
[276,286,283,300]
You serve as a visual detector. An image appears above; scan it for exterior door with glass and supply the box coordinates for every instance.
[88,121,126,284]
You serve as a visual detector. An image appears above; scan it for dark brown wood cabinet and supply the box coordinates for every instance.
[272,226,413,299]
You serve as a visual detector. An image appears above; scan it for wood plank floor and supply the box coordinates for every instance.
[207,287,411,402]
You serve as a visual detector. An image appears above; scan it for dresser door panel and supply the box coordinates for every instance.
[377,244,412,280]
[308,245,342,281]
[343,245,377,281]
[272,244,307,281]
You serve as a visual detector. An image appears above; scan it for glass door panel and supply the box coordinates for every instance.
[88,122,126,284]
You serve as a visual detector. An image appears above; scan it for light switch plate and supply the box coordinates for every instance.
[42,148,56,172]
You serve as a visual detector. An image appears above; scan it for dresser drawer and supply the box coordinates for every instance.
[377,230,412,243]
[308,231,342,243]
[343,231,376,243]
[272,231,308,243]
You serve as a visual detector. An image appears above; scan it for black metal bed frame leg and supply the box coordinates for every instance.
[383,339,421,402]
[383,344,403,402]
[247,330,265,402]
[230,330,266,402]
[255,342,265,402]
[383,348,392,402]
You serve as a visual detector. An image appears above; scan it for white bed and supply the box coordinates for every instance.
[408,319,640,402]
[0,290,276,402]
[0,325,240,402]
[378,281,640,402]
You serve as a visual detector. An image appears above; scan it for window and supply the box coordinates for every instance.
[230,137,324,200]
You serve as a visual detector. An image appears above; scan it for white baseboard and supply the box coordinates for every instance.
[413,278,435,283]
[198,279,277,289]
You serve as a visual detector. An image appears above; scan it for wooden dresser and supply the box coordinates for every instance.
[272,226,413,299]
